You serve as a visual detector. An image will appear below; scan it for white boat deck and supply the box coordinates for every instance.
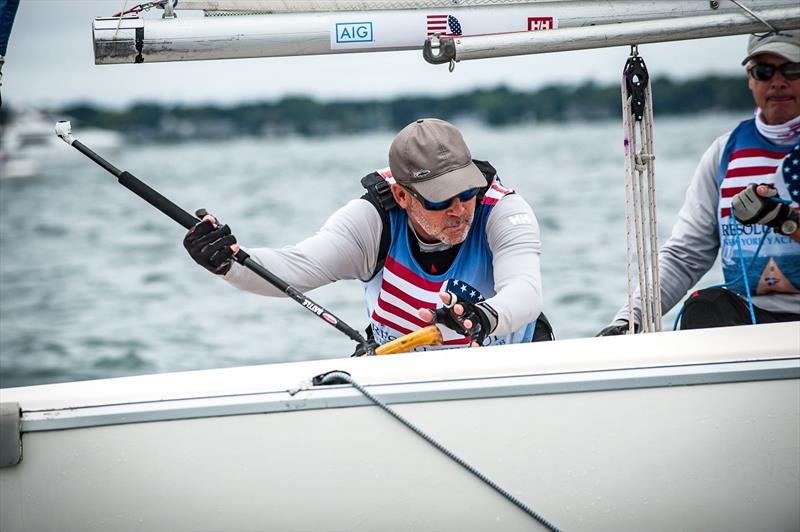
[2,321,797,411]
[1,322,798,531]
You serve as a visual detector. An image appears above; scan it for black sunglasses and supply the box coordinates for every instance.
[749,62,800,82]
[403,186,479,211]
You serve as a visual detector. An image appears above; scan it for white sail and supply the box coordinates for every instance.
[175,0,538,13]
[93,0,798,64]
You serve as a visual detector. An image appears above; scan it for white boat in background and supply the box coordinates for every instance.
[1,1,799,530]
[0,111,122,179]
[1,323,798,531]
[0,111,56,178]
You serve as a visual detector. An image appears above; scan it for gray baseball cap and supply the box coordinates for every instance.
[741,30,800,65]
[388,118,486,203]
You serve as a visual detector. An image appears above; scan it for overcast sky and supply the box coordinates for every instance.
[3,0,750,110]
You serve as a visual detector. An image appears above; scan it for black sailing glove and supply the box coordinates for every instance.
[732,183,791,228]
[433,291,498,346]
[183,219,237,275]
[595,319,639,336]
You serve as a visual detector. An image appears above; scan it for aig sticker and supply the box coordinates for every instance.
[335,22,373,43]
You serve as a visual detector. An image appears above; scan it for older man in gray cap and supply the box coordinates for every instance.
[184,118,550,349]
[599,30,800,335]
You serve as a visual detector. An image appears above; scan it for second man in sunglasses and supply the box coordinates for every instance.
[185,118,552,349]
[598,30,800,336]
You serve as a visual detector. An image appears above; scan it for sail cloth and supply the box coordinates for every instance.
[0,0,20,57]
[175,0,538,12]
[93,0,800,64]
[0,0,20,105]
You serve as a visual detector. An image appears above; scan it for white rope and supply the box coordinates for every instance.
[632,122,652,330]
[114,1,129,39]
[621,47,661,333]
[643,81,662,329]
[621,73,637,334]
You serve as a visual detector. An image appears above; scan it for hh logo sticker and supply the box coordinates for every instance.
[336,22,373,43]
[527,17,556,31]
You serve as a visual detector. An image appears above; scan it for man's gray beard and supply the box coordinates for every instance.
[409,203,473,246]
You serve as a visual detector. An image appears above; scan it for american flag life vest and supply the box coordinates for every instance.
[717,119,799,296]
[363,168,538,350]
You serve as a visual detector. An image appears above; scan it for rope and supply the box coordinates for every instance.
[671,192,795,330]
[730,207,758,324]
[317,371,560,531]
[621,72,637,334]
[643,81,662,328]
[672,223,770,330]
[633,132,652,330]
[638,183,654,330]
[621,48,661,333]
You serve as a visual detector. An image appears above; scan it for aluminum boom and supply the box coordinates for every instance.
[94,1,797,64]
[424,6,800,64]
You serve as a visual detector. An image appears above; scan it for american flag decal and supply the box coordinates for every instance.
[720,148,788,218]
[427,14,463,36]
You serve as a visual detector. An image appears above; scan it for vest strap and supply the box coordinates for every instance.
[360,171,397,210]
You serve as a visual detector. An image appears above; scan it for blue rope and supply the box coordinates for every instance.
[730,206,757,325]
[672,209,772,331]
[672,188,794,330]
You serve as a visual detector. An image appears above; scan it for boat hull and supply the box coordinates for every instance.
[1,322,798,530]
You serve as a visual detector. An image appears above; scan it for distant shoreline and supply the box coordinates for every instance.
[2,74,751,141]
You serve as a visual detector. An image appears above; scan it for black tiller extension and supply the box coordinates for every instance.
[54,121,373,355]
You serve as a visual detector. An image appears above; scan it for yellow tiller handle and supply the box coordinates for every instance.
[374,325,443,355]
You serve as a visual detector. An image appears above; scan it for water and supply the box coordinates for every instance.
[0,114,736,388]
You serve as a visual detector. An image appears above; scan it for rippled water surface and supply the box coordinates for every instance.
[0,114,737,387]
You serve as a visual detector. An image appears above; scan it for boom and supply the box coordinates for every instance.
[93,0,799,64]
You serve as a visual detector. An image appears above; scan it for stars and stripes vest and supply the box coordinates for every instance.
[363,168,538,349]
[716,119,799,296]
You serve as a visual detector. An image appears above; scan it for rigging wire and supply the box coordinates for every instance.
[729,0,779,33]
[113,1,161,17]
[112,0,175,17]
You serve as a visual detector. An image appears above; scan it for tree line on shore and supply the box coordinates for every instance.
[3,74,751,140]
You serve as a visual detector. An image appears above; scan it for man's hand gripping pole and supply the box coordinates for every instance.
[55,121,375,354]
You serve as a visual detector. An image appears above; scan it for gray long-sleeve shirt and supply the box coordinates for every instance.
[615,132,800,325]
[224,194,542,337]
